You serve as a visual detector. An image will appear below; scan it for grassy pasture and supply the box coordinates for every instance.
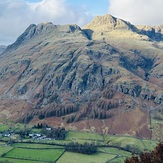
[0,145,13,156]
[12,143,59,149]
[0,124,9,132]
[98,147,131,157]
[57,151,115,163]
[0,125,159,163]
[0,157,43,163]
[0,142,5,145]
[29,139,69,145]
[0,136,10,141]
[30,128,42,134]
[65,131,157,152]
[5,148,64,162]
[66,131,103,141]
[141,139,158,151]
[28,130,103,145]
[109,157,127,163]
[103,135,157,153]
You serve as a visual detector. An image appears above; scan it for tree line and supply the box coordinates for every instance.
[41,127,66,140]
[65,142,97,155]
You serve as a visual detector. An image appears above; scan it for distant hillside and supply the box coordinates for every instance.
[0,14,162,139]
[0,45,6,54]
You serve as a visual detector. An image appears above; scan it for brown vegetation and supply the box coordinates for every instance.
[125,142,163,163]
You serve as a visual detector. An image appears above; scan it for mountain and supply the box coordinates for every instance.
[0,14,163,139]
[84,14,163,41]
[0,45,6,54]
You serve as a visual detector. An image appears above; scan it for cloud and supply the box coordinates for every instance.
[108,0,163,26]
[0,0,92,45]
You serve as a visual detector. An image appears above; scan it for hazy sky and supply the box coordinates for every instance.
[0,0,163,45]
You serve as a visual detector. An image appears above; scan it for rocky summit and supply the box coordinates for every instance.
[0,14,163,139]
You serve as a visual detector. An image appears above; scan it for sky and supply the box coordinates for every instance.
[0,0,163,45]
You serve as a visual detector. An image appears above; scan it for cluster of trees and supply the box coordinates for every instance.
[97,98,119,111]
[103,89,114,99]
[20,103,78,123]
[125,142,163,163]
[65,107,114,124]
[33,123,44,129]
[21,98,118,124]
[89,108,113,120]
[41,127,66,140]
[21,113,34,123]
[124,144,142,154]
[18,128,31,138]
[44,104,78,118]
[65,142,97,155]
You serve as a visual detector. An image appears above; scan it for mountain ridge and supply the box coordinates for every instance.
[0,14,163,139]
[84,14,163,41]
[4,23,88,53]
[3,14,163,53]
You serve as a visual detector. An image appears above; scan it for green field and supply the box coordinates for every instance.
[98,147,131,157]
[0,124,159,163]
[5,148,64,162]
[0,124,9,132]
[57,151,116,163]
[109,157,128,163]
[12,143,61,149]
[103,135,157,153]
[30,128,42,134]
[0,142,5,145]
[141,139,157,151]
[0,145,13,156]
[66,131,103,142]
[0,136,10,141]
[65,131,108,145]
[0,157,43,163]
[24,130,103,145]
[0,123,33,133]
[27,139,69,145]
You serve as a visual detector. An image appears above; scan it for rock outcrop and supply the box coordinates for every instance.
[84,14,163,41]
[84,14,137,34]
[137,25,163,41]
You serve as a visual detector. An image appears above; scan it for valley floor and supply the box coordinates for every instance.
[0,123,158,163]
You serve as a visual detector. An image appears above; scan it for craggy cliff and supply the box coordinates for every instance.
[0,14,163,139]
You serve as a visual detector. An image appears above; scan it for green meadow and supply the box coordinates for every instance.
[0,124,158,163]
[5,148,64,162]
